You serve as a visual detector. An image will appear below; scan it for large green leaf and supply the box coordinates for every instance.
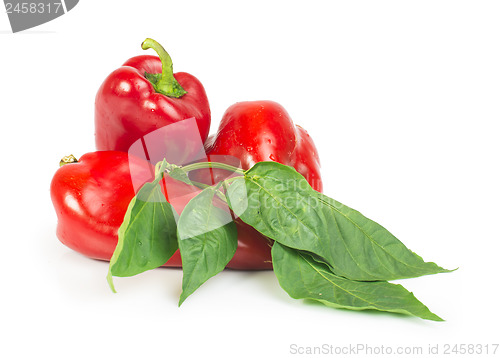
[177,186,238,305]
[316,193,453,281]
[272,243,443,321]
[107,160,178,292]
[226,161,450,281]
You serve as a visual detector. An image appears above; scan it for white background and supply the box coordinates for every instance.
[1,1,499,357]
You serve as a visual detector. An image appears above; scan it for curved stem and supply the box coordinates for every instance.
[161,160,241,203]
[182,161,245,175]
[141,38,187,98]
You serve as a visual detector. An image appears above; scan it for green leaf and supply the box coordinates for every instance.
[272,243,443,321]
[225,163,332,262]
[226,161,450,281]
[316,193,454,280]
[107,160,178,292]
[166,163,194,186]
[177,186,238,305]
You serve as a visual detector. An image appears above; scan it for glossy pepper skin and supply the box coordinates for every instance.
[95,39,210,163]
[50,151,272,270]
[51,152,155,260]
[203,100,322,192]
[190,100,322,269]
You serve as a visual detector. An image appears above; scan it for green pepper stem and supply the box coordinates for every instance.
[141,38,187,98]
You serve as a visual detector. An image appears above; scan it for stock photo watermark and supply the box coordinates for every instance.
[3,0,78,32]
[289,343,500,356]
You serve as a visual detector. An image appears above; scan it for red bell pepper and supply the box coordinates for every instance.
[95,38,211,164]
[50,151,273,269]
[186,100,322,269]
[201,100,322,192]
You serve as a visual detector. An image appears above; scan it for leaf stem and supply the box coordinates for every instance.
[181,161,245,175]
[189,180,226,203]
